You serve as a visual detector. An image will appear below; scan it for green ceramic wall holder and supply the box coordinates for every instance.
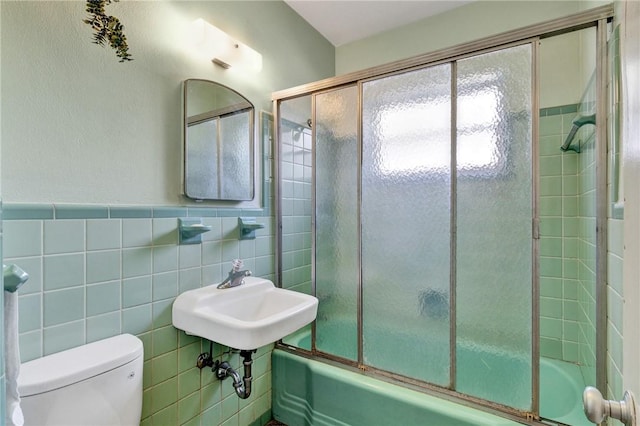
[179,218,212,245]
[238,217,264,240]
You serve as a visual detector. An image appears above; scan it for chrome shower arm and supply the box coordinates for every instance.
[561,113,596,152]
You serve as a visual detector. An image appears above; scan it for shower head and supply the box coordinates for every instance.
[560,113,596,153]
[560,125,581,152]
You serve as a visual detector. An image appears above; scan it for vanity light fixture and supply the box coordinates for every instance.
[190,18,262,73]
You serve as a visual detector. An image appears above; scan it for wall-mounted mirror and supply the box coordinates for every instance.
[183,79,255,201]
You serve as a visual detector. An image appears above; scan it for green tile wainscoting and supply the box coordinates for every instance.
[3,203,276,426]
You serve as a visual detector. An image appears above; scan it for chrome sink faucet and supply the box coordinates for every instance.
[217,259,252,289]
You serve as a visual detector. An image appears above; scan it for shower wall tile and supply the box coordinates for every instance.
[539,156,562,176]
[539,135,562,156]
[540,197,562,216]
[539,115,563,136]
[540,297,562,318]
[540,317,561,339]
[607,251,624,295]
[540,237,562,257]
[608,268,624,326]
[563,341,578,361]
[540,257,562,278]
[540,277,562,298]
[563,279,578,300]
[539,104,588,364]
[540,337,562,359]
[563,320,579,342]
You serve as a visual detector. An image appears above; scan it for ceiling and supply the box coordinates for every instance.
[284,1,474,47]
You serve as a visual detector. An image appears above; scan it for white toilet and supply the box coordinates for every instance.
[18,333,144,426]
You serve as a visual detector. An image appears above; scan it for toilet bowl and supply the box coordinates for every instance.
[18,333,143,426]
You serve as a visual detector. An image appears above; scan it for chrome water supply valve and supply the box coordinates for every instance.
[583,386,637,425]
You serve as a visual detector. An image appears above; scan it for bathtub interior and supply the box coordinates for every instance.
[539,357,591,425]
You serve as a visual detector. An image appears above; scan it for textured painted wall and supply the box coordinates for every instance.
[335,1,588,75]
[0,1,334,206]
[0,1,332,425]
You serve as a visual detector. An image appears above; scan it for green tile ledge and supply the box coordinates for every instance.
[3,203,270,220]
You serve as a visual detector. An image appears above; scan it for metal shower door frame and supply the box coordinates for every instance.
[273,5,613,422]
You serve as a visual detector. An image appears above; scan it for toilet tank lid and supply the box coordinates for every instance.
[18,333,143,396]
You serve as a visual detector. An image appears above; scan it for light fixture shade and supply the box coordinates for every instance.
[190,19,262,73]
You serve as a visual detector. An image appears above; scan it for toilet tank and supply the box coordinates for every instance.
[18,334,143,426]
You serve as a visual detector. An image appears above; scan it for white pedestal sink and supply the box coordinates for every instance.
[172,277,318,350]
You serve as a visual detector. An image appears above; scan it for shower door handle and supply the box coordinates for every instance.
[583,386,637,425]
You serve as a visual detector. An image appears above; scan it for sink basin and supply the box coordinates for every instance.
[172,277,318,350]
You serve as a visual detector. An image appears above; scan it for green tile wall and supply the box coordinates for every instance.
[279,122,313,295]
[538,58,621,397]
[3,204,276,426]
[539,106,582,363]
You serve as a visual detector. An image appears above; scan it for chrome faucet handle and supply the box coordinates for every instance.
[231,259,244,272]
[217,260,252,289]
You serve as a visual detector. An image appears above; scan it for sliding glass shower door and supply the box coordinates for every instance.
[455,44,533,410]
[278,41,535,414]
[361,64,452,387]
[315,86,359,360]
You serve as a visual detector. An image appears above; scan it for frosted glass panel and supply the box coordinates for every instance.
[455,44,533,410]
[362,64,452,385]
[186,120,219,198]
[315,86,359,360]
[220,113,252,200]
[279,96,313,350]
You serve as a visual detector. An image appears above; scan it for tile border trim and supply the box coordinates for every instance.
[3,203,270,220]
[539,103,579,117]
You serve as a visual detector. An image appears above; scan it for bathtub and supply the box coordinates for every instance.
[539,357,590,425]
[272,349,522,426]
[272,348,591,426]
